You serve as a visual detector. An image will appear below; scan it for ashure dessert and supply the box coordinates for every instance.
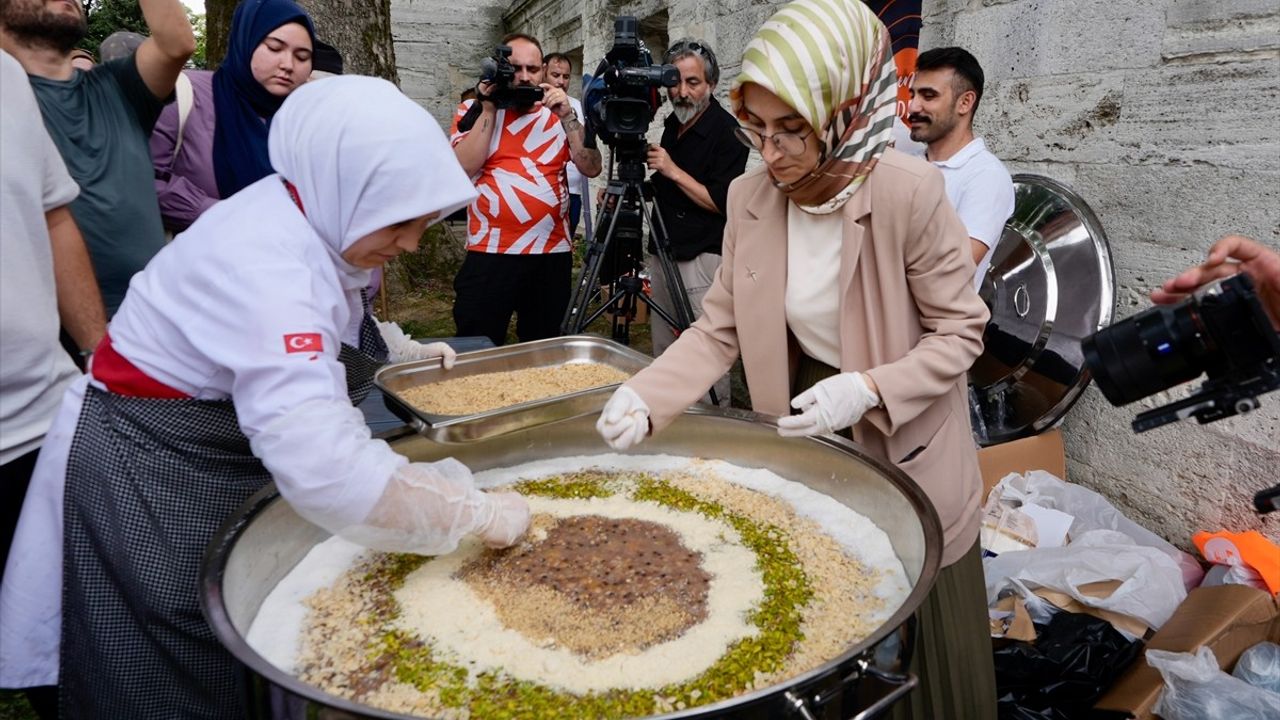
[399,364,631,416]
[248,455,910,719]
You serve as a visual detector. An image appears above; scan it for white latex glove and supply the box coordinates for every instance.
[596,385,650,450]
[475,492,532,548]
[341,459,530,554]
[776,371,880,437]
[377,320,457,368]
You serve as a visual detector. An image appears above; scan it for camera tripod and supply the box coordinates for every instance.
[562,156,719,403]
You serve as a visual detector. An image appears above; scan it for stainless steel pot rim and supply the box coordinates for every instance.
[201,408,943,719]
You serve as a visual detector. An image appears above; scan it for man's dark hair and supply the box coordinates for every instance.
[544,52,571,72]
[312,40,343,75]
[916,47,985,114]
[501,33,543,58]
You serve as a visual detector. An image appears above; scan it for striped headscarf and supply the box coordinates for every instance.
[731,0,898,213]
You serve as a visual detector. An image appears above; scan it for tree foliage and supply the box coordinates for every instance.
[79,0,206,68]
[81,0,145,54]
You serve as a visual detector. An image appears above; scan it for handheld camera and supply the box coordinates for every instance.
[1082,273,1280,433]
[478,45,544,109]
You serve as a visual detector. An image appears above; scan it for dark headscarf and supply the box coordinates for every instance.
[212,0,315,198]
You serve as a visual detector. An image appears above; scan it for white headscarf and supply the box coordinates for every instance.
[268,76,477,286]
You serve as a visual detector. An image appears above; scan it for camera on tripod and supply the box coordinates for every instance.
[1082,273,1280,433]
[478,45,544,109]
[584,16,679,161]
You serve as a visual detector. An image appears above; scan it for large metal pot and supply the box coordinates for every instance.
[201,408,943,720]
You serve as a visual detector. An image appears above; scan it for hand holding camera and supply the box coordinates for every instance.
[539,84,574,120]
[475,45,543,109]
[1152,234,1280,331]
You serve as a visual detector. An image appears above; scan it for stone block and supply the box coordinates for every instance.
[1111,61,1280,169]
[980,58,1280,171]
[1071,163,1280,253]
[981,71,1127,165]
[951,0,1164,80]
[1163,15,1280,64]
[1166,0,1280,26]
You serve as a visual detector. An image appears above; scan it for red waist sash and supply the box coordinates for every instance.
[91,333,191,399]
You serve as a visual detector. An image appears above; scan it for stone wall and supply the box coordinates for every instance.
[921,0,1280,545]
[391,0,1280,545]
[391,0,510,129]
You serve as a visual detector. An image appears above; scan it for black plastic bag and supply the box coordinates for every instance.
[994,609,1144,719]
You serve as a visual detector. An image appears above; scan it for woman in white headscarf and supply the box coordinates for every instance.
[596,1,994,717]
[0,76,530,720]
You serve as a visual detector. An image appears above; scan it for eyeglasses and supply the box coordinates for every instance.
[734,125,815,157]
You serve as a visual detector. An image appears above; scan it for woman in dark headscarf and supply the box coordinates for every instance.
[150,0,315,231]
[597,1,996,717]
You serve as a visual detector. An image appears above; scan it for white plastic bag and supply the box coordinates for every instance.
[1149,646,1280,720]
[1233,642,1280,695]
[991,470,1205,590]
[1201,562,1270,592]
[983,529,1187,631]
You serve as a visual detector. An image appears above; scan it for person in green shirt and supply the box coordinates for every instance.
[0,0,194,317]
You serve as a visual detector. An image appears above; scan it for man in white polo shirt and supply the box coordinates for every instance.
[908,47,1014,289]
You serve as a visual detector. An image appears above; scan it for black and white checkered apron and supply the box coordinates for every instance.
[59,343,381,719]
[358,288,390,365]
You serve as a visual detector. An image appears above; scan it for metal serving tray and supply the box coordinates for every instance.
[374,335,652,443]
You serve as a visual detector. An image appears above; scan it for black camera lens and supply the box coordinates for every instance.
[1082,300,1211,406]
[604,97,652,135]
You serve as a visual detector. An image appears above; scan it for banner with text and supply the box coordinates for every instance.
[864,0,923,118]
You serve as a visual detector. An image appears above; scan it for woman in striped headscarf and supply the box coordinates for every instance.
[597,1,995,716]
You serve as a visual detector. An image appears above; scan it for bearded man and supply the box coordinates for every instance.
[646,38,747,405]
[908,46,1014,289]
[0,0,193,317]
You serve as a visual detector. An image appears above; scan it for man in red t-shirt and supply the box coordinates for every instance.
[451,33,602,345]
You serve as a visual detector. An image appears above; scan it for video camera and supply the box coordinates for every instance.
[1082,273,1280,434]
[585,16,679,164]
[478,44,544,109]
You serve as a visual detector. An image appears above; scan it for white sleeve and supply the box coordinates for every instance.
[197,261,399,527]
[40,129,79,211]
[250,398,406,531]
[953,162,1015,248]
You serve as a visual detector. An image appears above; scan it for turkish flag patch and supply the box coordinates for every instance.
[283,333,324,353]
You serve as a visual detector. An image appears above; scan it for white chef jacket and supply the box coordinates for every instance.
[0,177,406,687]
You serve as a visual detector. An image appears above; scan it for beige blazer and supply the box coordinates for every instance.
[627,149,990,567]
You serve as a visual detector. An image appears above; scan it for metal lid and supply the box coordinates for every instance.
[968,175,1116,446]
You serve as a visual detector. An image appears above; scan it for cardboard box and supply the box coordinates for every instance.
[977,427,1067,500]
[1093,585,1280,719]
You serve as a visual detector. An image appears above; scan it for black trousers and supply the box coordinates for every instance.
[453,251,572,346]
[0,447,40,587]
[1,450,58,719]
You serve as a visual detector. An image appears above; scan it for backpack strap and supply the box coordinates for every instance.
[172,72,194,158]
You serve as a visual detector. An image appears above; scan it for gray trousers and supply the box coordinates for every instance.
[648,251,730,407]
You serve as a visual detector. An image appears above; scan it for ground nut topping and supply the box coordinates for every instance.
[398,363,631,415]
